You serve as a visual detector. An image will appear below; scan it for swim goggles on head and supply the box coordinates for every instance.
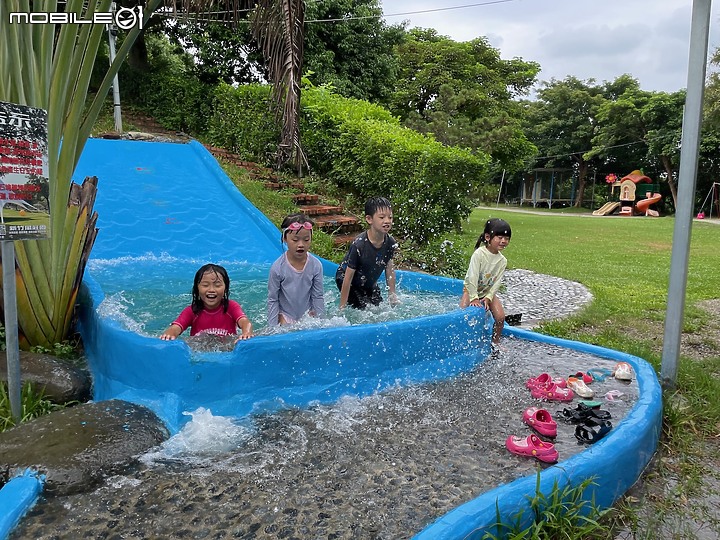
[282,221,313,234]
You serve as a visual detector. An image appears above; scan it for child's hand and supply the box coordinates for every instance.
[388,292,400,306]
[235,332,253,343]
[469,298,483,308]
[159,333,176,341]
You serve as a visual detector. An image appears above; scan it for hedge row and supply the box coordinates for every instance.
[301,87,489,242]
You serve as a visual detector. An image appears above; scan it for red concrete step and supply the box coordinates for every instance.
[300,204,344,216]
[292,193,319,204]
[313,214,360,229]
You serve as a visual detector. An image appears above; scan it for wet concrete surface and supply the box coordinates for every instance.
[0,400,169,496]
[11,340,637,539]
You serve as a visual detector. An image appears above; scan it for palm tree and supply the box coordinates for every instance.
[0,0,305,347]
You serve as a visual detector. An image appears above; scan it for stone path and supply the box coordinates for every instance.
[503,269,593,325]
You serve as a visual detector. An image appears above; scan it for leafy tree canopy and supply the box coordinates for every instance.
[303,0,406,105]
[389,29,540,174]
[590,75,685,206]
[523,76,608,205]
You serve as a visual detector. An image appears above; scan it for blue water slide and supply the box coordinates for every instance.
[72,139,487,434]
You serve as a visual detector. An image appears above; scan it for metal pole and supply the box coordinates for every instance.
[108,2,123,133]
[2,241,21,423]
[661,0,712,388]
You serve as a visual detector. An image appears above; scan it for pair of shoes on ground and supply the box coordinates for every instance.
[567,375,593,398]
[526,373,574,402]
[574,416,613,444]
[505,406,559,463]
[555,403,613,445]
[556,402,612,424]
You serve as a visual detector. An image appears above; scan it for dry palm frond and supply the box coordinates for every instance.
[251,0,307,173]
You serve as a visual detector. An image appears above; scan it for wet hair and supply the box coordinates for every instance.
[365,196,392,218]
[191,264,230,314]
[475,218,512,249]
[280,213,314,243]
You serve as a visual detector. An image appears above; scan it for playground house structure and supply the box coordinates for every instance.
[592,170,662,217]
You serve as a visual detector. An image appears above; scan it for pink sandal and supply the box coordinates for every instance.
[531,381,574,402]
[526,372,567,390]
[506,434,558,463]
[522,406,557,437]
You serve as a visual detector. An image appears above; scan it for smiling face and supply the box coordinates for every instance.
[284,228,312,265]
[196,269,227,310]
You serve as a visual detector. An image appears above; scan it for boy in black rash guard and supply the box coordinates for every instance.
[336,197,399,309]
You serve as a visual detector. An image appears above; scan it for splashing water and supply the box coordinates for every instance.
[141,407,255,465]
[89,257,461,339]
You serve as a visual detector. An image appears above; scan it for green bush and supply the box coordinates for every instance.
[205,83,279,164]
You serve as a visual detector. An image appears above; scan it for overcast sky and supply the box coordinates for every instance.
[379,0,720,93]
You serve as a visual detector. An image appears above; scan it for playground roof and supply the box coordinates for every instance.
[621,170,652,184]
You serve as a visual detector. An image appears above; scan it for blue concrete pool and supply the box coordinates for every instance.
[0,139,662,540]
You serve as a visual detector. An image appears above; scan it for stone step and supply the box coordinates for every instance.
[292,193,319,204]
[313,214,360,230]
[300,204,344,216]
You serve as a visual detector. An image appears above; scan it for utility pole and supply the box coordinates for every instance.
[661,0,712,388]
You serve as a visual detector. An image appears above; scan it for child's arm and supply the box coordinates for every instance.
[462,250,482,306]
[160,323,182,340]
[236,317,253,340]
[339,267,356,309]
[309,262,325,317]
[267,267,281,326]
[385,260,399,305]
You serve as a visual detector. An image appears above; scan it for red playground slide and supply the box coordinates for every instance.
[635,193,662,216]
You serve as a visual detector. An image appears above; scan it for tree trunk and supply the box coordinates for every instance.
[661,155,678,209]
[573,158,589,207]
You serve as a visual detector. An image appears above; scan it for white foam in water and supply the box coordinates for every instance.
[96,291,147,334]
[141,408,254,464]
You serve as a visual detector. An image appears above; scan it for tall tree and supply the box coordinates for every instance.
[303,0,405,105]
[524,77,607,207]
[389,29,539,174]
[589,76,684,207]
[250,0,306,172]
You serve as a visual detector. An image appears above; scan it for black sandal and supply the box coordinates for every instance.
[556,404,612,424]
[574,420,613,444]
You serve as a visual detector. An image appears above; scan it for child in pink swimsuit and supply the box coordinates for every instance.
[160,264,253,341]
